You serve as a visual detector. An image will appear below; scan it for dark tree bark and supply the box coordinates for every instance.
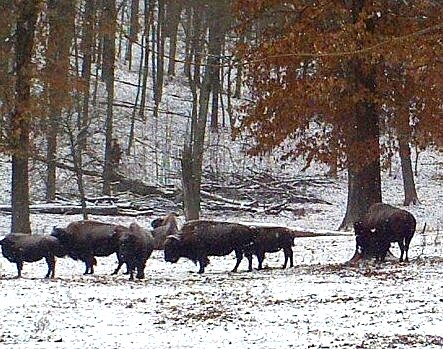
[209,0,229,131]
[339,1,382,230]
[136,0,154,123]
[166,0,182,76]
[117,0,126,58]
[233,34,245,99]
[153,0,165,116]
[45,0,75,202]
[182,6,192,78]
[126,0,140,70]
[182,2,221,220]
[102,0,117,195]
[78,0,95,150]
[127,33,145,155]
[339,59,382,230]
[399,133,419,205]
[10,0,39,235]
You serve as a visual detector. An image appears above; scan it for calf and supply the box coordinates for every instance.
[51,220,128,275]
[164,220,255,273]
[0,234,66,278]
[246,226,295,270]
[354,203,419,262]
[114,223,154,280]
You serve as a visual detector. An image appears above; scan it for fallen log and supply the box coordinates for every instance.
[0,204,154,217]
[30,154,176,199]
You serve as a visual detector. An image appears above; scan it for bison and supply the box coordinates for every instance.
[245,226,295,270]
[114,222,154,280]
[51,220,128,275]
[163,220,255,274]
[0,233,66,278]
[150,213,179,249]
[354,203,420,262]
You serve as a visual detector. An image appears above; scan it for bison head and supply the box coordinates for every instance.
[163,235,182,263]
[51,227,71,244]
[353,221,372,255]
[47,236,68,258]
[151,218,164,229]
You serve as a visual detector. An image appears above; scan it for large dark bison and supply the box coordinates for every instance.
[354,203,421,262]
[0,233,66,278]
[150,213,179,249]
[245,226,295,270]
[163,220,256,274]
[114,222,154,280]
[51,220,128,275]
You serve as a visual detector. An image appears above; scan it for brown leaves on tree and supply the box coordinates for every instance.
[233,0,443,169]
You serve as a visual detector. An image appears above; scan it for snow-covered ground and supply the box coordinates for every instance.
[1,149,442,348]
[0,233,442,348]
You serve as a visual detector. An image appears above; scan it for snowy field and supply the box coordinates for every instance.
[0,230,442,348]
[1,150,442,348]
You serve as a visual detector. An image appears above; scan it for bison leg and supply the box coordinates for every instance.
[112,260,124,275]
[45,256,56,278]
[84,256,96,274]
[231,249,244,273]
[257,251,265,270]
[136,262,146,280]
[15,260,24,278]
[283,248,294,269]
[398,240,405,262]
[379,249,388,262]
[245,253,253,272]
[404,236,413,262]
[198,257,209,274]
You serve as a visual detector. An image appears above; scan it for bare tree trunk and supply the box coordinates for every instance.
[45,0,75,202]
[182,65,211,221]
[127,34,145,154]
[153,0,165,112]
[117,0,126,58]
[66,111,89,220]
[79,0,95,149]
[209,1,228,131]
[181,2,221,221]
[166,0,182,76]
[126,0,140,70]
[399,134,419,205]
[10,0,39,235]
[102,0,117,195]
[183,6,192,78]
[233,34,245,99]
[137,0,154,122]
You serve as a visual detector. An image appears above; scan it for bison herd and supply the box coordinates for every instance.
[0,203,425,280]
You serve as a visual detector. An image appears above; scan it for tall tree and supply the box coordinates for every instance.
[209,0,230,131]
[102,0,117,195]
[126,0,140,70]
[10,0,39,234]
[181,1,218,220]
[234,1,442,229]
[45,0,75,202]
[165,0,182,76]
[0,1,15,148]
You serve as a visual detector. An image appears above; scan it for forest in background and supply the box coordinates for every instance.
[0,1,442,235]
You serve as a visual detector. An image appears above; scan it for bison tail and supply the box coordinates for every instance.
[92,257,98,266]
